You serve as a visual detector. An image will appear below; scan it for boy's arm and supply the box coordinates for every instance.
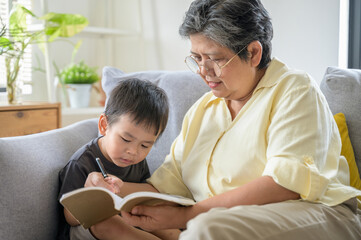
[84,172,158,197]
[64,208,80,226]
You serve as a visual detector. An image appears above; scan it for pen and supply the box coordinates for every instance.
[95,157,108,178]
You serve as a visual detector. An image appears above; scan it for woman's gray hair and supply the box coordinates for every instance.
[179,0,273,69]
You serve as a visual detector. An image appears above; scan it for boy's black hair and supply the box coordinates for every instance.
[104,78,169,136]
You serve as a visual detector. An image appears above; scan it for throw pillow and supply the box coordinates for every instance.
[334,113,361,192]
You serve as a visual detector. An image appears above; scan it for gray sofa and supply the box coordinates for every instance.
[0,66,360,240]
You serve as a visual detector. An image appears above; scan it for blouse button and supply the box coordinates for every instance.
[304,156,314,165]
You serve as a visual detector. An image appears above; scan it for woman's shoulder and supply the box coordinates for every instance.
[269,58,312,84]
[266,58,319,94]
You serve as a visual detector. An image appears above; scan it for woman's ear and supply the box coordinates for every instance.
[98,114,108,136]
[247,41,263,68]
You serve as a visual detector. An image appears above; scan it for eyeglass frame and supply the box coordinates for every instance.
[184,45,248,77]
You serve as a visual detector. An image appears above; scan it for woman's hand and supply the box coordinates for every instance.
[84,172,123,195]
[121,204,192,231]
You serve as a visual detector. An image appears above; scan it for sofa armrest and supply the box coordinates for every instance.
[0,118,98,240]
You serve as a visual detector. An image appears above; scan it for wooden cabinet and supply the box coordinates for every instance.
[0,102,61,137]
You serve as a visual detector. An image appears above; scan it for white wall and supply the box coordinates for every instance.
[29,0,342,102]
[140,0,194,70]
[110,0,193,72]
[136,0,340,83]
[263,0,340,83]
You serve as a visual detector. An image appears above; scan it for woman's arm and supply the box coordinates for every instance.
[122,176,300,231]
[188,176,300,219]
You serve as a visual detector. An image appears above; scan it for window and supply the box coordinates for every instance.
[0,0,32,95]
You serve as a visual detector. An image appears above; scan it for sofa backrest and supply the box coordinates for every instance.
[320,67,361,176]
[0,118,98,240]
[102,67,210,173]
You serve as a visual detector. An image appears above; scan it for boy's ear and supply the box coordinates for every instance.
[98,114,108,135]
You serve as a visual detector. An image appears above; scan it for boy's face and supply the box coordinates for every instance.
[98,114,158,167]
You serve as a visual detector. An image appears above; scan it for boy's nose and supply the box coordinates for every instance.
[126,147,137,155]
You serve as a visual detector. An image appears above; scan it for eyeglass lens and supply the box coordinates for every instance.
[185,56,199,73]
[185,57,220,77]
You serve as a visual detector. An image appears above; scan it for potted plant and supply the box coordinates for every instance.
[0,4,88,104]
[59,60,99,108]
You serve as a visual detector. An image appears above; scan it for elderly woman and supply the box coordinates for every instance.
[85,0,361,239]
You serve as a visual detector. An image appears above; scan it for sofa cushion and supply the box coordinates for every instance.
[334,113,361,194]
[102,67,210,173]
[0,118,98,240]
[320,67,361,176]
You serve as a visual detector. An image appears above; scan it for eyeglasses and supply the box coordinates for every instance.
[184,45,247,77]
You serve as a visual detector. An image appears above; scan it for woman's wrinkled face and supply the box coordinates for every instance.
[189,33,256,101]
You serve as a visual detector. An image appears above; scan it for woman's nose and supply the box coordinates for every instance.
[199,62,215,77]
[199,64,208,76]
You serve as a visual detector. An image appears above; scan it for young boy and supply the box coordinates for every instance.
[57,78,169,240]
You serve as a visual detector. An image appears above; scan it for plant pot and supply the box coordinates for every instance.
[66,84,92,108]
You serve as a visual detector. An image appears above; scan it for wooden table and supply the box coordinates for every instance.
[0,102,61,137]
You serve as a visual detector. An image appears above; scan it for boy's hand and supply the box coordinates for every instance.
[84,172,123,195]
[104,176,123,195]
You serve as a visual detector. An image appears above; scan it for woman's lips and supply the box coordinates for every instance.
[208,81,221,88]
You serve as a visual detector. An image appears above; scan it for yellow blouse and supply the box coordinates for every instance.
[148,58,361,206]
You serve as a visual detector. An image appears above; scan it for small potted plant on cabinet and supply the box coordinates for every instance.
[59,61,99,108]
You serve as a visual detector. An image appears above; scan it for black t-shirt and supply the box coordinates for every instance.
[57,136,150,240]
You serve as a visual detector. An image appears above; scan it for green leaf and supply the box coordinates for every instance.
[71,40,83,63]
[0,37,12,55]
[0,37,13,49]
[41,12,88,38]
[9,5,27,39]
[46,28,61,42]
[19,5,37,18]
